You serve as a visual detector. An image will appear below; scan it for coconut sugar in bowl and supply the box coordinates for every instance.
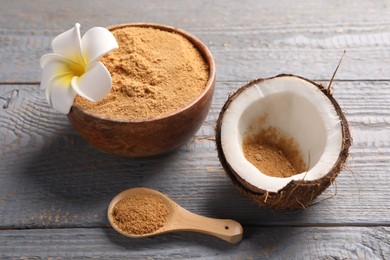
[67,23,216,157]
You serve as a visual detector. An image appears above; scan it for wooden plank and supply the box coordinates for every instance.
[1,0,390,82]
[2,0,388,30]
[0,227,389,259]
[1,81,390,229]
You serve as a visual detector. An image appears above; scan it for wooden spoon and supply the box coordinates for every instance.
[107,187,243,244]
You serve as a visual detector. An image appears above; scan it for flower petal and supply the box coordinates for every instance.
[47,75,77,114]
[40,53,74,91]
[40,53,64,69]
[51,23,84,64]
[41,54,74,107]
[71,61,112,102]
[81,27,118,64]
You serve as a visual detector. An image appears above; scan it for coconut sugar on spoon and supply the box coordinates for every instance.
[112,192,170,235]
[74,27,209,120]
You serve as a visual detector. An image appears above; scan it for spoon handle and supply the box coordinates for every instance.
[170,207,243,244]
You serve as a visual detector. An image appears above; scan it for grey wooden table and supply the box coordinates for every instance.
[1,0,389,259]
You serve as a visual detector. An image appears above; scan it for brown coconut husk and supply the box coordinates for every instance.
[215,74,352,211]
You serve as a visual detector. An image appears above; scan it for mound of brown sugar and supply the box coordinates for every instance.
[74,26,209,120]
[243,127,307,178]
[112,192,170,235]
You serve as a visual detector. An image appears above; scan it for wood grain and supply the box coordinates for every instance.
[1,0,390,82]
[2,1,389,30]
[1,0,390,257]
[0,227,388,259]
[1,81,389,228]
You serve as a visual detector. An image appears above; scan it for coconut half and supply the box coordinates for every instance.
[216,74,351,210]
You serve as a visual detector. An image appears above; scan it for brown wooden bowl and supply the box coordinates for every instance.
[67,23,216,157]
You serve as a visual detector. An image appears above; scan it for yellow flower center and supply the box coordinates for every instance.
[70,62,86,77]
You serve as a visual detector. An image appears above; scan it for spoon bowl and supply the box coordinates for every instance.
[108,187,243,244]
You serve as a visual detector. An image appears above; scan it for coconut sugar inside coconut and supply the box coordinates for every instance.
[243,127,307,178]
[73,26,209,120]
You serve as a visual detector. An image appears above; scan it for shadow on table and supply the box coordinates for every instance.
[18,124,311,248]
[201,176,311,226]
[20,124,180,203]
[204,185,312,249]
[103,226,243,252]
[100,168,311,251]
[103,225,298,256]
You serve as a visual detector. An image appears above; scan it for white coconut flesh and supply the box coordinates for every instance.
[220,76,343,193]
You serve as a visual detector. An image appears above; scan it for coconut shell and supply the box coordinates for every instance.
[215,74,352,211]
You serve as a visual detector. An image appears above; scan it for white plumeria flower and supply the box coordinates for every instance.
[40,23,118,114]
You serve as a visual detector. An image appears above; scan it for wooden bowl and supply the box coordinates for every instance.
[67,23,216,157]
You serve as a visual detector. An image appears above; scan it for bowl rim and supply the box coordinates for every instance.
[71,22,216,123]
